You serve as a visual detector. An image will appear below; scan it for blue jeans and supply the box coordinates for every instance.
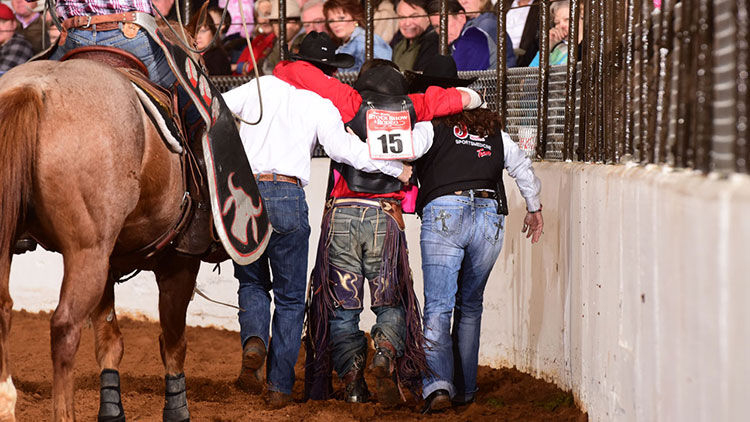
[420,193,505,402]
[327,205,405,377]
[234,180,311,395]
[50,27,176,89]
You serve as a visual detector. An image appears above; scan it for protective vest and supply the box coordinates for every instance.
[415,122,509,216]
[328,91,417,195]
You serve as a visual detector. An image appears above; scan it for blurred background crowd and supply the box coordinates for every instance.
[0,0,584,77]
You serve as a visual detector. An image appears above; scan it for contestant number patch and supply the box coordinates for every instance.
[366,109,414,160]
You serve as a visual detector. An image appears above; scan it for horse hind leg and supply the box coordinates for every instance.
[0,254,17,422]
[90,275,125,422]
[154,254,199,422]
[51,248,112,421]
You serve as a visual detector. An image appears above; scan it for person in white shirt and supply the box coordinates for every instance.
[221,31,413,409]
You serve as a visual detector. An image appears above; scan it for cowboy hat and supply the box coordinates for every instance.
[290,31,355,69]
[405,54,477,93]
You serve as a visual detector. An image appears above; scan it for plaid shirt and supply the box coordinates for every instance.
[56,0,153,20]
[0,33,34,74]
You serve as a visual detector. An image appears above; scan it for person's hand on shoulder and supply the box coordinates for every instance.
[456,87,483,110]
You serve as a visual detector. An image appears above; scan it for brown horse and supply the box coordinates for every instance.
[0,58,203,421]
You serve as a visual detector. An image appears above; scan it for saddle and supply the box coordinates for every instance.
[59,46,226,266]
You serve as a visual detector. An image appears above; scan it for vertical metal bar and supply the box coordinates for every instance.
[597,0,615,163]
[645,5,661,164]
[365,0,374,61]
[440,0,449,55]
[735,0,749,173]
[608,0,622,163]
[638,0,651,162]
[584,0,599,161]
[674,0,693,168]
[182,0,192,23]
[666,1,682,166]
[497,2,508,119]
[624,0,637,157]
[596,0,607,162]
[654,0,675,164]
[578,0,593,160]
[694,0,714,173]
[536,0,550,159]
[279,0,288,61]
[563,0,581,161]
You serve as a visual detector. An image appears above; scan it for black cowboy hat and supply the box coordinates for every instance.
[290,31,355,69]
[405,55,478,93]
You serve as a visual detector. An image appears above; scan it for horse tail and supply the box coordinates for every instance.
[0,85,42,257]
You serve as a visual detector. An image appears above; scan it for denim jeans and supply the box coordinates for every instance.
[50,27,176,89]
[234,180,310,395]
[327,205,406,377]
[419,193,505,402]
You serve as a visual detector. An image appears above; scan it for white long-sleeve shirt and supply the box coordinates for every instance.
[222,76,405,187]
[501,130,542,211]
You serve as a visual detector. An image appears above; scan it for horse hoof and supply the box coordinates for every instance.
[99,369,125,422]
[164,373,189,422]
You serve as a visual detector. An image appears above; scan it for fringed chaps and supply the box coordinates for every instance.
[303,199,428,400]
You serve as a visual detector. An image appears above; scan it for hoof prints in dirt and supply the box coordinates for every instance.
[11,311,586,420]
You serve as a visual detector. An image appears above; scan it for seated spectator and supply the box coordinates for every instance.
[218,0,256,63]
[261,0,305,75]
[391,0,438,72]
[528,0,583,67]
[10,0,44,53]
[234,0,276,75]
[434,0,516,71]
[194,14,232,75]
[374,0,399,44]
[324,0,392,72]
[0,3,33,76]
[301,0,329,35]
[455,0,515,70]
[504,0,540,66]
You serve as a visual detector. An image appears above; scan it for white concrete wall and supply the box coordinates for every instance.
[10,160,750,421]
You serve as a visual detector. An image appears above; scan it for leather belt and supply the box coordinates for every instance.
[332,197,399,208]
[256,173,301,185]
[62,12,138,31]
[453,189,497,200]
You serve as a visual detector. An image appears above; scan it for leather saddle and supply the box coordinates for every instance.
[59,46,226,265]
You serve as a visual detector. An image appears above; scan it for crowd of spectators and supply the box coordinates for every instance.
[0,0,586,78]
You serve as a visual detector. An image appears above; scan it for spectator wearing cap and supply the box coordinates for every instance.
[10,0,44,53]
[260,0,305,75]
[234,0,276,75]
[323,0,391,72]
[390,0,438,72]
[222,31,410,409]
[406,54,543,413]
[0,3,33,76]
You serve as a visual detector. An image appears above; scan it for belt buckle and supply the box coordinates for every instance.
[82,16,93,29]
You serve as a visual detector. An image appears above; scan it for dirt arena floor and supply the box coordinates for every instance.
[11,310,586,421]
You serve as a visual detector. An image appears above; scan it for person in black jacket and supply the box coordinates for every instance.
[407,55,544,413]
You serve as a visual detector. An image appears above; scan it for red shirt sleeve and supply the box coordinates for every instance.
[273,61,363,121]
[408,86,464,121]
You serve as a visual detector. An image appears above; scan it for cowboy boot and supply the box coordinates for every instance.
[371,334,400,407]
[237,336,266,393]
[341,353,369,403]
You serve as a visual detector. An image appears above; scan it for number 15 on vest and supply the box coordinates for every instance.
[365,109,416,160]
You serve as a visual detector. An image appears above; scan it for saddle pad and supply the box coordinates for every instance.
[119,67,185,154]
